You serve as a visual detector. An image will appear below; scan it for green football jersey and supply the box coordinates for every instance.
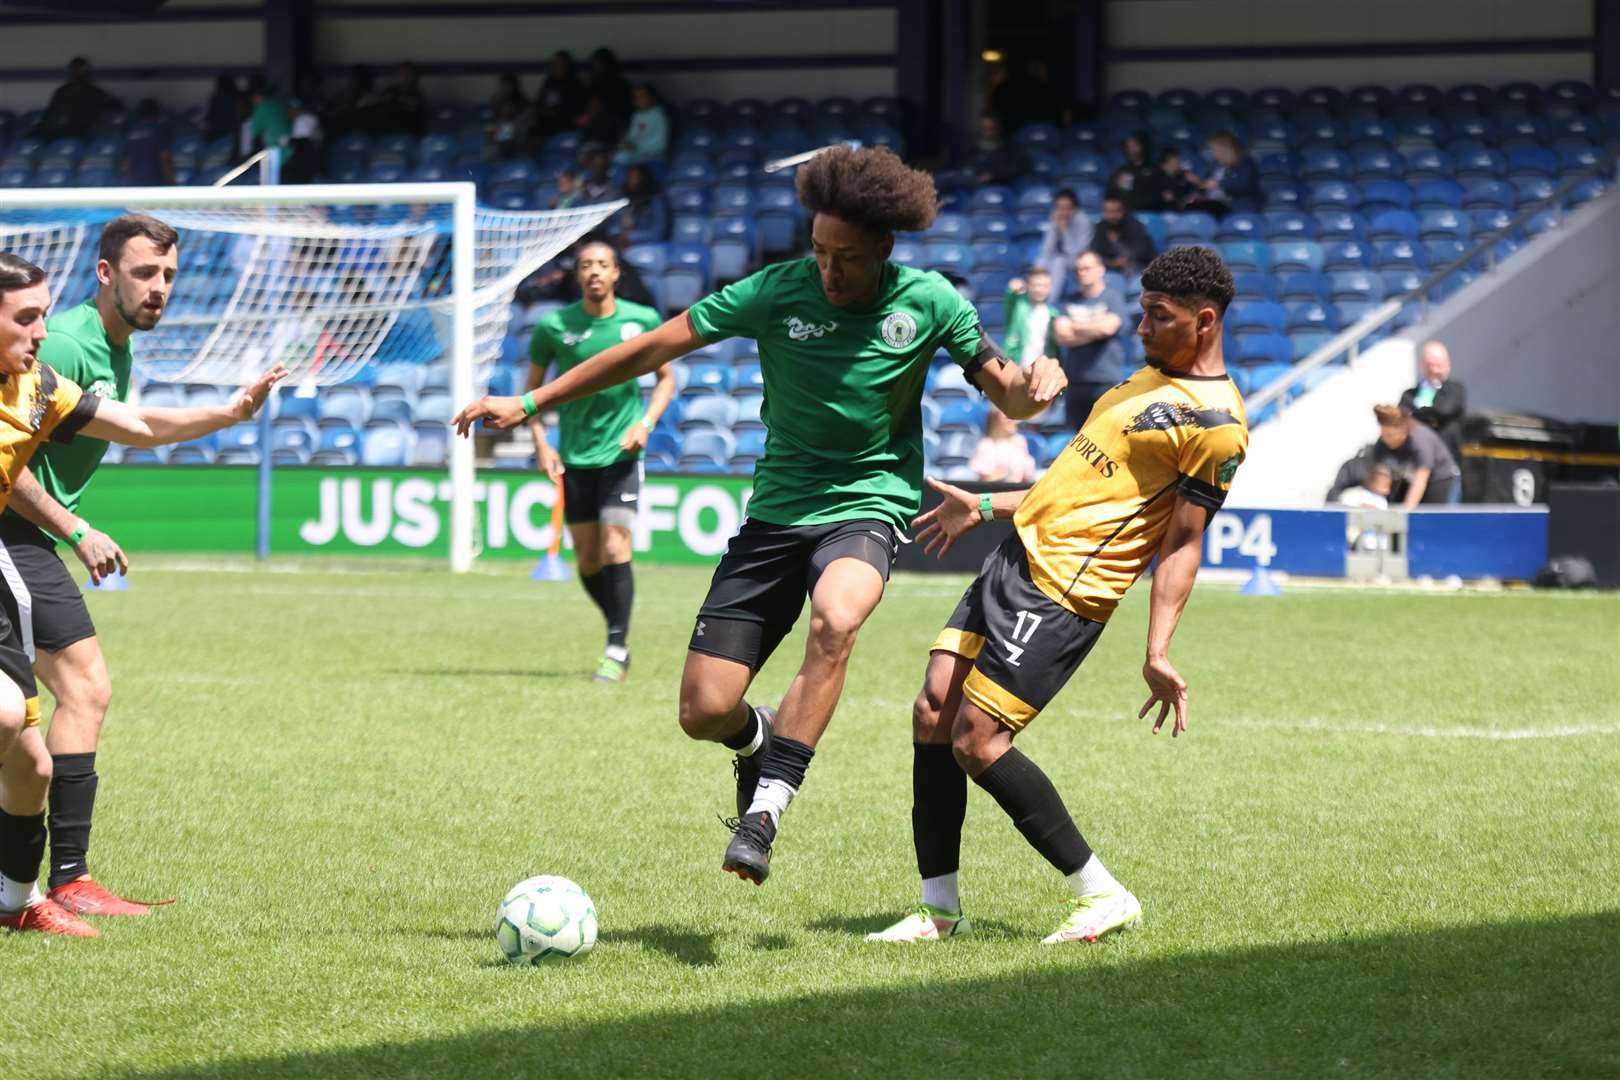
[6,299,131,538]
[687,258,982,529]
[529,298,661,468]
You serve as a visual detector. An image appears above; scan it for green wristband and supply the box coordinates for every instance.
[67,519,89,546]
[978,494,995,522]
[520,391,539,417]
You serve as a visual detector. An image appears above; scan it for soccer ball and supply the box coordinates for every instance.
[495,875,598,964]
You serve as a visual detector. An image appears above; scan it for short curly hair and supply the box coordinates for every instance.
[796,146,938,235]
[1139,245,1235,317]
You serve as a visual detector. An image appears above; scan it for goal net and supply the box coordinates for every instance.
[0,183,623,570]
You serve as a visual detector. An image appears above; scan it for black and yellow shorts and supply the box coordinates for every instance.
[931,534,1105,732]
[0,537,43,728]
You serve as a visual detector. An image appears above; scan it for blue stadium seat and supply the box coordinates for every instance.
[1452,146,1505,180]
[707,215,754,282]
[970,213,1015,239]
[936,398,988,432]
[360,422,412,467]
[1506,146,1557,178]
[1378,268,1420,300]
[683,361,733,397]
[415,389,453,425]
[1218,240,1269,271]
[1322,239,1372,269]
[1523,208,1562,236]
[1161,212,1216,245]
[316,420,360,455]
[1306,180,1359,210]
[1301,148,1352,181]
[968,269,1015,298]
[889,240,922,266]
[1277,271,1330,302]
[1227,300,1286,335]
[1231,271,1277,301]
[968,187,1014,213]
[1467,208,1515,238]
[730,428,768,466]
[1215,212,1264,240]
[678,395,739,432]
[923,242,974,274]
[1261,209,1314,239]
[1510,176,1556,205]
[1289,331,1335,362]
[1284,301,1339,333]
[1269,240,1325,273]
[1366,210,1419,242]
[1373,239,1426,270]
[678,429,735,470]
[623,242,669,277]
[271,418,317,455]
[1417,209,1470,242]
[1309,209,1363,239]
[970,240,1015,270]
[1230,333,1292,368]
[317,386,369,428]
[661,245,709,309]
[1328,269,1386,302]
[1359,181,1414,215]
[1461,179,1515,210]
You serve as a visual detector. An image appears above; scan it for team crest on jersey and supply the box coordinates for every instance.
[1217,451,1244,485]
[561,329,592,346]
[880,311,918,349]
[1123,401,1239,435]
[783,315,837,341]
[88,380,115,399]
[620,323,643,342]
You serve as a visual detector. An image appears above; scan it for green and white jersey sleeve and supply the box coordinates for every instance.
[529,299,660,469]
[688,259,984,529]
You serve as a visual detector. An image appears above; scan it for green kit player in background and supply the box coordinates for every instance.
[457,146,1068,886]
[0,214,179,917]
[526,240,674,683]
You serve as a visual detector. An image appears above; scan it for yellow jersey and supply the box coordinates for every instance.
[1014,364,1248,621]
[0,361,98,514]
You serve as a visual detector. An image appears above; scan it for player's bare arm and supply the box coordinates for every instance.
[7,467,127,584]
[621,361,676,454]
[969,333,1067,419]
[455,314,702,435]
[79,364,286,447]
[910,476,1031,557]
[1140,494,1210,738]
[523,360,565,480]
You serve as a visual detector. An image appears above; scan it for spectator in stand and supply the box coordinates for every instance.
[375,61,427,137]
[1002,268,1059,369]
[1185,130,1260,217]
[1149,146,1196,210]
[487,72,531,161]
[283,95,323,183]
[1400,340,1467,455]
[325,65,375,142]
[969,114,1029,185]
[578,147,618,202]
[577,92,624,151]
[1090,195,1157,276]
[246,76,291,165]
[971,407,1039,484]
[32,57,122,140]
[610,165,664,247]
[1035,188,1091,296]
[1335,461,1395,509]
[552,169,583,209]
[204,73,245,145]
[1117,131,1166,211]
[1373,403,1462,506]
[986,52,1060,131]
[614,83,669,166]
[586,48,633,131]
[1053,251,1130,430]
[122,98,173,186]
[534,51,582,142]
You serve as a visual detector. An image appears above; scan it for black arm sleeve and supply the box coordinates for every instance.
[50,393,100,445]
[962,329,1007,383]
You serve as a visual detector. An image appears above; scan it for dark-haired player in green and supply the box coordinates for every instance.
[0,213,179,918]
[526,240,673,683]
[456,147,1068,885]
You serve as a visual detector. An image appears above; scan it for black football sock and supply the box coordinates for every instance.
[599,561,634,649]
[0,808,47,902]
[747,735,815,825]
[913,743,968,880]
[719,702,759,751]
[579,569,610,620]
[47,752,97,890]
[972,748,1092,875]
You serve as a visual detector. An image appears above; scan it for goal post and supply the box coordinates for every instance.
[0,183,624,573]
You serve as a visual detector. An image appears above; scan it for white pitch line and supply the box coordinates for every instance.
[1232,718,1620,740]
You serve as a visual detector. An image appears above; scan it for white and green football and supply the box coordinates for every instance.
[496,875,598,964]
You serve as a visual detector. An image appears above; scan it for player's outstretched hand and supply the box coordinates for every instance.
[453,396,527,436]
[73,526,128,586]
[1139,655,1188,737]
[231,364,290,420]
[910,476,980,558]
[1026,355,1068,405]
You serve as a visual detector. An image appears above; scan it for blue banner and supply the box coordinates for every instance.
[1201,509,1347,576]
[1407,510,1547,579]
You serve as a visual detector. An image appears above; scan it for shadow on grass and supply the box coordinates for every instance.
[804,912,1023,939]
[600,925,720,968]
[117,912,1620,1080]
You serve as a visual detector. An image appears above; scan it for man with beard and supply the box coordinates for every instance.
[0,214,180,918]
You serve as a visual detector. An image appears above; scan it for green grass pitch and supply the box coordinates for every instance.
[3,558,1616,1079]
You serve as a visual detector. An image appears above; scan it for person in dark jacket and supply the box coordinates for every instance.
[33,58,121,140]
[1090,195,1157,276]
[1399,340,1468,456]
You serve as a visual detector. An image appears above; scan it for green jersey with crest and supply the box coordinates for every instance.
[6,299,131,538]
[529,298,661,468]
[687,257,982,529]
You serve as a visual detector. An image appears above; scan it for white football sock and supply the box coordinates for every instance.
[604,644,628,663]
[0,873,38,913]
[745,777,796,825]
[1067,855,1123,898]
[921,872,961,914]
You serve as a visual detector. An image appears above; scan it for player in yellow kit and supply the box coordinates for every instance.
[867,246,1248,945]
[0,253,284,937]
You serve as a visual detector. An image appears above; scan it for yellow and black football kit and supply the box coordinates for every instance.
[0,362,99,727]
[934,363,1248,730]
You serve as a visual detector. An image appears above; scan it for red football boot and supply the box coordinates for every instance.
[48,877,152,917]
[0,898,100,937]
